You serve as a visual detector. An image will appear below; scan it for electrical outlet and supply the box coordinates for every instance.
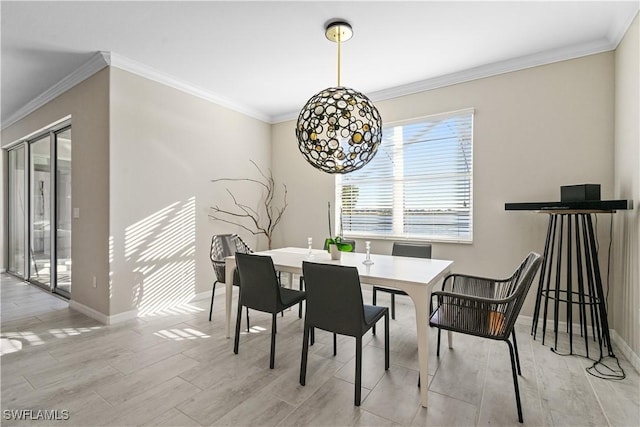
[92,276,97,288]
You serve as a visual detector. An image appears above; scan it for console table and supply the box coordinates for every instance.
[505,200,631,358]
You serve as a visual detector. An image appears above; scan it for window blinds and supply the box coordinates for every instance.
[336,109,473,242]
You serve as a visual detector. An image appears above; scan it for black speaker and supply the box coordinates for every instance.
[560,184,600,202]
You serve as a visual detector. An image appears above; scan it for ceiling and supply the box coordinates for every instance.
[2,1,638,127]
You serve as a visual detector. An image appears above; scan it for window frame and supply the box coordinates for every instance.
[335,108,474,244]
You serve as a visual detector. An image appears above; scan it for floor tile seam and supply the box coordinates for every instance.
[407,400,423,427]
[176,372,205,392]
[172,406,205,427]
[582,361,613,427]
[252,395,299,427]
[529,330,550,427]
[100,375,196,416]
[474,334,492,426]
[361,405,408,426]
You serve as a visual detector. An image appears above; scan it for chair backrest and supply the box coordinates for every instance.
[392,242,432,259]
[302,261,365,337]
[502,252,542,335]
[235,253,281,312]
[210,234,234,282]
[210,234,253,282]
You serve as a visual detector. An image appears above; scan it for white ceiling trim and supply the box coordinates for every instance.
[272,37,617,123]
[108,52,271,123]
[0,33,621,130]
[1,52,109,130]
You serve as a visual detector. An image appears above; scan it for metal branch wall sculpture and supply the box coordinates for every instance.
[209,161,288,250]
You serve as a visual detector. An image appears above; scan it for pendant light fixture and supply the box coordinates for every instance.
[296,20,382,174]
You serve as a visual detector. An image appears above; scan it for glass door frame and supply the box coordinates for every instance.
[7,144,28,278]
[5,119,71,298]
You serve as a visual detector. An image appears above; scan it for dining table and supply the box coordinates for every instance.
[224,246,454,407]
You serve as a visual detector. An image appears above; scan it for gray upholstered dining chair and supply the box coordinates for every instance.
[372,242,431,332]
[234,253,306,369]
[298,239,356,319]
[429,252,542,423]
[300,261,389,406]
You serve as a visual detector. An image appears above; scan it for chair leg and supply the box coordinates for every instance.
[355,336,363,406]
[506,340,524,423]
[436,328,442,357]
[372,288,377,335]
[333,333,337,356]
[208,281,217,321]
[391,293,396,320]
[246,307,250,332]
[300,324,310,385]
[512,330,522,375]
[270,313,277,369]
[310,327,315,345]
[233,301,243,354]
[298,276,304,318]
[384,311,390,370]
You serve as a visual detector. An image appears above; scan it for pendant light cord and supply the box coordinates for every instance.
[337,29,341,86]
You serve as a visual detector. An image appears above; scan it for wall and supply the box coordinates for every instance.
[613,13,639,366]
[109,68,271,317]
[272,52,615,320]
[1,69,111,315]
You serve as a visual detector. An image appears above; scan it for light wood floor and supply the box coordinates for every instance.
[1,274,638,426]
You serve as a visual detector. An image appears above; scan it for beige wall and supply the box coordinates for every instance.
[109,68,271,316]
[613,13,639,361]
[1,69,111,315]
[272,52,615,321]
[1,66,271,319]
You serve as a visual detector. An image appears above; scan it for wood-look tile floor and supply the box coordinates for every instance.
[1,274,638,426]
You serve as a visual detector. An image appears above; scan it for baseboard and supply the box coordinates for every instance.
[69,300,110,324]
[191,290,212,301]
[70,290,215,325]
[69,300,138,325]
[518,314,640,374]
[517,314,610,336]
[610,329,640,374]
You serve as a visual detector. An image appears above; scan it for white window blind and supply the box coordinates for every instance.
[336,109,473,242]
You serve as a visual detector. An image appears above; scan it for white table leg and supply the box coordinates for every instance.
[408,285,430,407]
[225,257,235,339]
[448,331,453,349]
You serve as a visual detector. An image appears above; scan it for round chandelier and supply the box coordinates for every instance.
[296,21,382,174]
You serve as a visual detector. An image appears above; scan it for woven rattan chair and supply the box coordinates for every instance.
[372,242,431,331]
[300,261,389,406]
[234,253,306,369]
[208,234,253,329]
[429,252,542,423]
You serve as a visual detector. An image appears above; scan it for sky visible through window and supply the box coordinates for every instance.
[338,111,473,240]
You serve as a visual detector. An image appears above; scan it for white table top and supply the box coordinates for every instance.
[252,247,454,290]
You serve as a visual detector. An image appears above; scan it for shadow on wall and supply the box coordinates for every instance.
[110,197,200,317]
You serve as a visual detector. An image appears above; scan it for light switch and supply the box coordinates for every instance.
[73,207,80,219]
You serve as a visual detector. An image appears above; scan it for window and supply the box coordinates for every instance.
[336,108,473,242]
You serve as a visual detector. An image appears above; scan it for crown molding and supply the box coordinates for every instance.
[1,31,625,129]
[1,52,110,130]
[107,52,271,123]
[271,37,616,124]
[1,50,270,130]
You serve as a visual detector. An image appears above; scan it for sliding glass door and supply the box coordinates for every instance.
[29,135,52,288]
[56,128,72,295]
[8,146,26,275]
[6,122,71,297]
